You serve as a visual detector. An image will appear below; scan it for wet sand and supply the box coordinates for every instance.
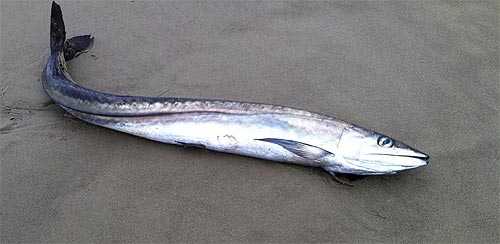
[1,1,498,243]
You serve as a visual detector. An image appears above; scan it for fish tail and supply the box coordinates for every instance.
[50,1,66,52]
[64,35,94,61]
[50,1,94,60]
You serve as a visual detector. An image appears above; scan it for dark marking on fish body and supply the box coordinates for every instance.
[175,141,207,149]
[223,134,237,140]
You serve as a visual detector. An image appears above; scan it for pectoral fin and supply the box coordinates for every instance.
[256,138,334,160]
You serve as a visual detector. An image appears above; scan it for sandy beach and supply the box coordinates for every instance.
[1,1,498,243]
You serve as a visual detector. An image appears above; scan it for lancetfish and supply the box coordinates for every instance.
[43,2,429,183]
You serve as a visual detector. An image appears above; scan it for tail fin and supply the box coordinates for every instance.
[64,35,94,60]
[50,1,66,52]
[50,2,94,60]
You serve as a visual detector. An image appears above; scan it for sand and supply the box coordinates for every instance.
[1,1,498,243]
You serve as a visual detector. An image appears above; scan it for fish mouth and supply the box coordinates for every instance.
[342,152,430,175]
[404,155,430,161]
[368,153,430,163]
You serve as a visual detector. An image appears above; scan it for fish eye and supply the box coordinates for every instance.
[377,136,393,148]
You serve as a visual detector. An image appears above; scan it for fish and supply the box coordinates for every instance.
[42,2,429,183]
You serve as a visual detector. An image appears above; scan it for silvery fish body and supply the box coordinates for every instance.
[43,2,429,180]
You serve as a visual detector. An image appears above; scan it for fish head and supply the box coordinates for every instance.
[335,126,429,175]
